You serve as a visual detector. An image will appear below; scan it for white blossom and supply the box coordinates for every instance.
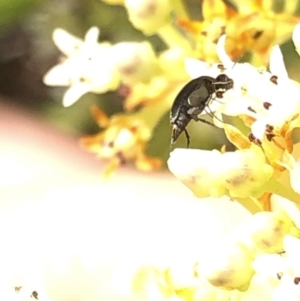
[43,27,120,107]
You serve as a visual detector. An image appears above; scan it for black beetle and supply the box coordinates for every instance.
[170,74,233,147]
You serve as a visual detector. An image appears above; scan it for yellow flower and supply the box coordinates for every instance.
[80,106,162,177]
[177,0,300,64]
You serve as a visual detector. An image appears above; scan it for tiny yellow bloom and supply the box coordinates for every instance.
[177,0,300,64]
[80,106,162,177]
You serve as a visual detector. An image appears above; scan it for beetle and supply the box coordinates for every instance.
[170,73,233,147]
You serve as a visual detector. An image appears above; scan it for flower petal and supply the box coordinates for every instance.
[290,158,300,195]
[216,35,234,69]
[43,64,71,86]
[84,26,100,44]
[52,28,82,56]
[269,45,289,81]
[62,84,91,107]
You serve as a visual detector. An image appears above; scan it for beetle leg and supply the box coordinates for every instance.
[195,118,216,127]
[184,129,190,148]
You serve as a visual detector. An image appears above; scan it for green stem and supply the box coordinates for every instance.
[265,177,300,205]
[233,197,263,214]
[130,97,171,131]
[172,0,190,19]
[157,23,193,54]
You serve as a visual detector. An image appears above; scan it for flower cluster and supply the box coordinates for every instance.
[161,23,300,301]
[43,0,300,177]
[40,0,300,300]
[168,24,300,210]
[112,198,300,301]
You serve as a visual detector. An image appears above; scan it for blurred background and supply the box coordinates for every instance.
[1,0,300,165]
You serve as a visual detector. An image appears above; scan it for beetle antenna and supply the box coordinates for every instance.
[232,55,243,69]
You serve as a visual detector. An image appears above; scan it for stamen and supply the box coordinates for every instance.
[31,291,38,300]
[265,124,274,132]
[263,102,272,110]
[266,133,275,141]
[270,75,278,85]
[247,106,256,113]
[217,64,226,72]
[248,133,262,146]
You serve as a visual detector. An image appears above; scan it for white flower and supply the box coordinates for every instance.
[217,34,300,141]
[43,27,120,107]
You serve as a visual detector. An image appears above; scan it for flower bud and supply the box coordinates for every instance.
[199,242,254,289]
[124,0,172,35]
[167,149,227,198]
[111,41,158,85]
[167,147,273,199]
[223,147,274,198]
[237,211,295,255]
